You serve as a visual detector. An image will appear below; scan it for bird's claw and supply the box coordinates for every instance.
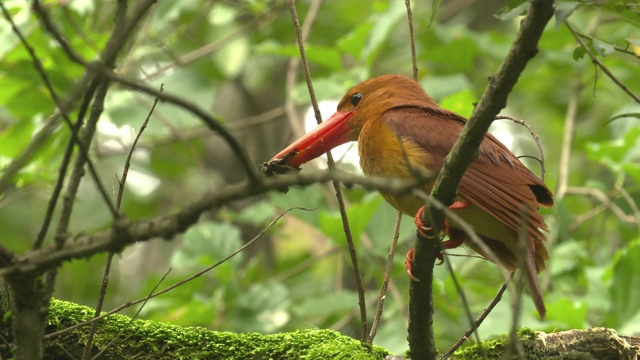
[414,206,435,239]
[408,202,470,277]
[405,247,446,282]
[405,248,420,282]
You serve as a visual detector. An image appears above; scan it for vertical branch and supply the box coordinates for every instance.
[284,0,323,139]
[408,1,555,359]
[404,0,418,80]
[555,83,580,200]
[286,0,368,342]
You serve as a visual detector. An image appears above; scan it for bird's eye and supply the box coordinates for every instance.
[350,93,362,106]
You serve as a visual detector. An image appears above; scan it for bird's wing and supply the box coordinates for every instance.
[382,106,553,241]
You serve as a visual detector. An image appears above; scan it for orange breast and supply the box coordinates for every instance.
[358,117,435,216]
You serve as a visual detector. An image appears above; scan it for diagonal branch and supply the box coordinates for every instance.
[565,21,640,104]
[408,1,556,359]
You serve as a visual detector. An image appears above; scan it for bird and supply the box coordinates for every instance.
[262,74,553,318]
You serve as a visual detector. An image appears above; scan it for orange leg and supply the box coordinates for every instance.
[406,201,470,281]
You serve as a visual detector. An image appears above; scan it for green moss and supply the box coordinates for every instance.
[43,299,390,360]
[517,327,537,341]
[453,328,542,360]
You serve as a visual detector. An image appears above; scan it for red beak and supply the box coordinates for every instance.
[262,110,355,175]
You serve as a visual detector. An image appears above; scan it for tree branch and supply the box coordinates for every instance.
[408,1,555,359]
[0,170,428,277]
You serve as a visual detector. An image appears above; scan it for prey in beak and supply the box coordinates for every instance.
[261,110,356,191]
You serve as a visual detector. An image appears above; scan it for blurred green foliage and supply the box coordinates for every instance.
[0,0,639,356]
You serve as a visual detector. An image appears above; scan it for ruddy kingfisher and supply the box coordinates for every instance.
[262,74,553,318]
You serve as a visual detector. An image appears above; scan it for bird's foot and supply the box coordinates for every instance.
[405,248,420,282]
[407,201,471,280]
[414,206,434,238]
[413,201,470,237]
[448,200,471,211]
[406,238,466,281]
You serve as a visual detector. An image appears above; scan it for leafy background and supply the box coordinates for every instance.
[0,0,639,355]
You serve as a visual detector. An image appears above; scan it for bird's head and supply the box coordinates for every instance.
[262,74,437,175]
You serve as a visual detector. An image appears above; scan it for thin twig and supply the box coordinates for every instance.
[565,21,640,103]
[495,115,547,181]
[95,106,286,157]
[443,254,486,358]
[92,64,260,185]
[569,204,607,231]
[0,2,119,248]
[577,31,640,58]
[46,207,308,340]
[284,0,323,140]
[91,268,171,360]
[505,207,530,360]
[286,0,368,342]
[566,187,640,226]
[506,274,526,359]
[34,79,100,250]
[368,211,402,343]
[142,12,274,82]
[555,83,580,200]
[404,0,418,80]
[116,85,162,209]
[618,187,640,226]
[82,84,162,360]
[441,274,514,360]
[31,1,260,186]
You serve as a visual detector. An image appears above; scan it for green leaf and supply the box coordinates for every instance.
[257,42,342,70]
[554,2,581,29]
[438,89,476,119]
[572,46,585,61]
[494,1,529,21]
[585,127,640,173]
[592,38,615,57]
[546,297,588,329]
[269,186,326,226]
[170,221,243,269]
[429,0,443,26]
[622,162,640,183]
[337,22,373,60]
[363,1,405,65]
[234,201,278,226]
[0,118,34,158]
[599,4,640,27]
[366,194,415,255]
[549,240,587,276]
[420,74,472,101]
[233,282,290,333]
[625,38,640,47]
[291,290,357,317]
[606,239,640,329]
[318,194,382,249]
